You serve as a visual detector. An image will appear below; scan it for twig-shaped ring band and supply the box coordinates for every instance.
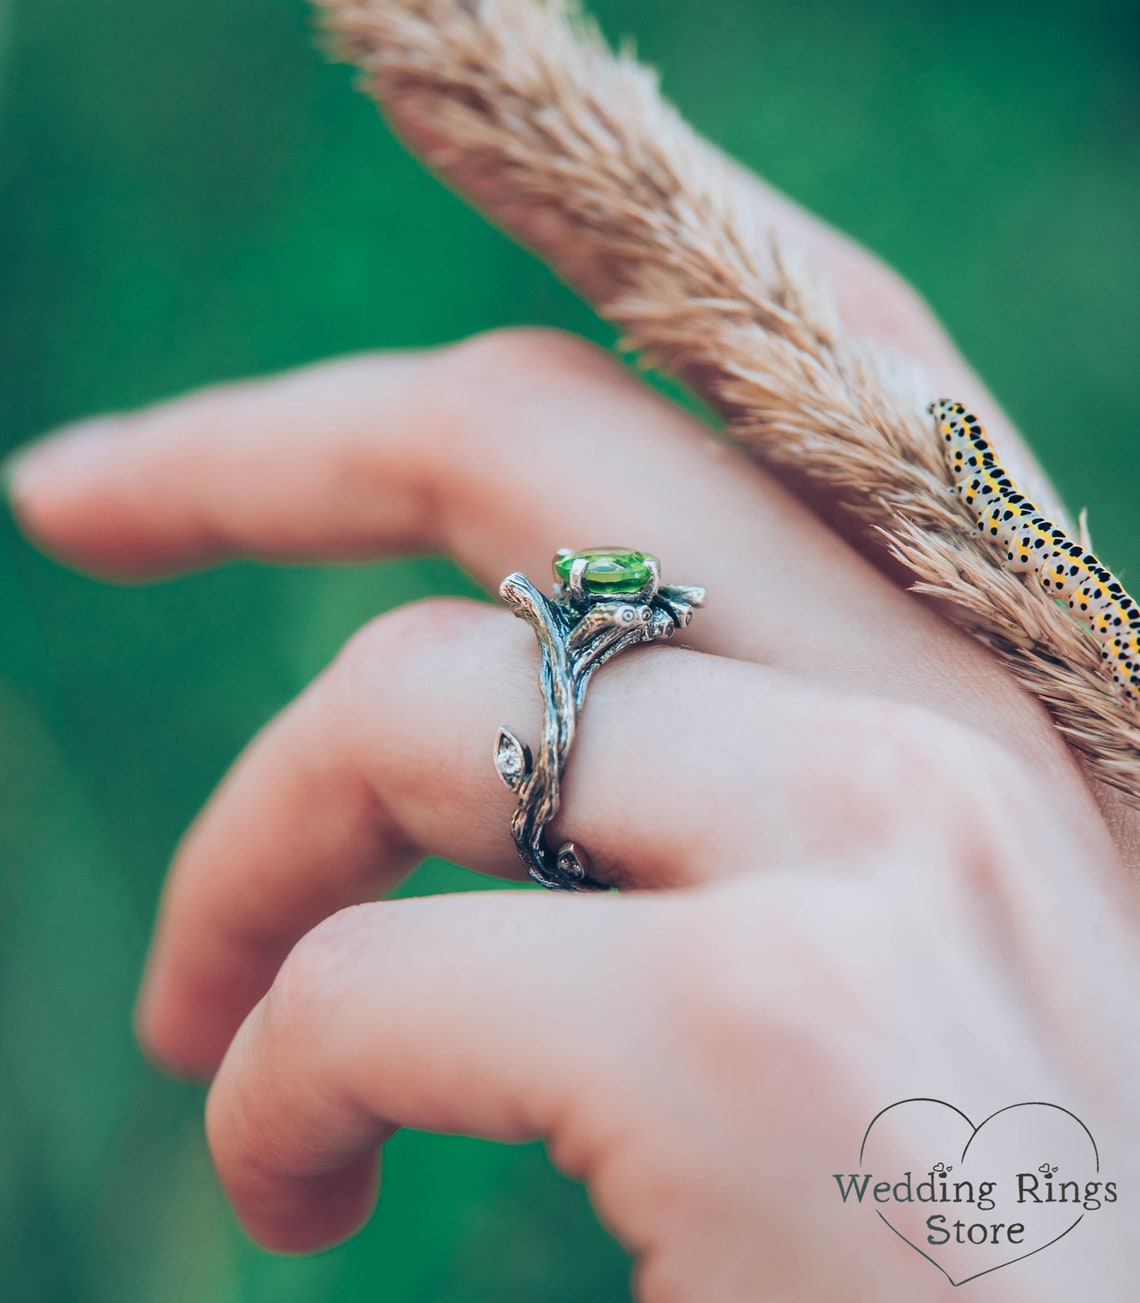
[495,548,706,890]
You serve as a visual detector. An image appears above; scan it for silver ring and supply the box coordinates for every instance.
[495,548,706,890]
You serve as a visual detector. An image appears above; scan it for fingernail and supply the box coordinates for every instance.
[2,417,120,505]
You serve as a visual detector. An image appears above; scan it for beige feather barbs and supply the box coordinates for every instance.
[316,0,1140,804]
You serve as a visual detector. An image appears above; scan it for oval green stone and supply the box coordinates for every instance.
[554,548,659,594]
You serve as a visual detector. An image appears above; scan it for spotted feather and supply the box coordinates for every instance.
[931,399,1140,702]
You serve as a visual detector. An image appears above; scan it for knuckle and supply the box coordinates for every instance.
[649,893,855,1101]
[821,699,1050,905]
[855,703,960,806]
[793,700,947,847]
[333,597,484,696]
[267,903,387,1036]
[421,329,633,533]
[444,326,618,394]
[320,599,509,850]
[843,257,945,354]
[875,277,939,343]
[901,711,1039,834]
[823,699,1027,840]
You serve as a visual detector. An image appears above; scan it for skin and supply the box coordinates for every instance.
[9,136,1140,1302]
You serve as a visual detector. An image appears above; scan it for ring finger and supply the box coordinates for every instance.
[135,596,1005,1078]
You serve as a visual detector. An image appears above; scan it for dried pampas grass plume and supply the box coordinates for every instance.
[316,0,1140,804]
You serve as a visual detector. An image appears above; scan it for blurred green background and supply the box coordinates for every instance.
[1,0,1139,1298]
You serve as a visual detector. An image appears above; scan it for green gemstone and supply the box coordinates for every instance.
[554,548,659,594]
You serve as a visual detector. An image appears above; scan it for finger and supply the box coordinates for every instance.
[204,889,645,1252]
[5,332,1082,789]
[136,596,1098,1080]
[8,330,895,637]
[134,595,781,1075]
[6,334,898,665]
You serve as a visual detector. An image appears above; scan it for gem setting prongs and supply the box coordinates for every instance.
[495,548,705,891]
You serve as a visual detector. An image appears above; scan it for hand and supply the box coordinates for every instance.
[9,174,1139,1300]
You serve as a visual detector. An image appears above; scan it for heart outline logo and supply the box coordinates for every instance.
[858,1098,1100,1287]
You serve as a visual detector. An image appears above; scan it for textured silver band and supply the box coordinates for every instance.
[495,551,705,890]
